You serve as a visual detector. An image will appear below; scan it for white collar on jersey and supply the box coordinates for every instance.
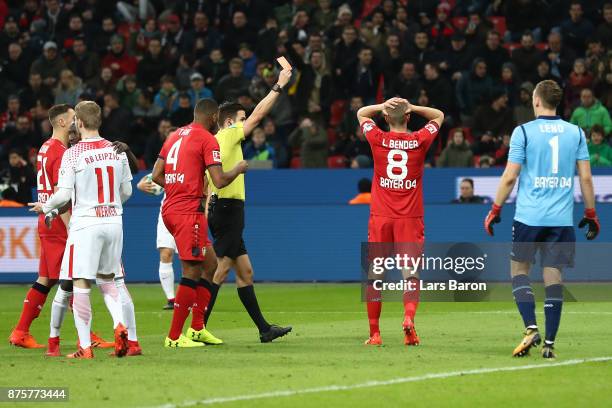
[79,136,104,142]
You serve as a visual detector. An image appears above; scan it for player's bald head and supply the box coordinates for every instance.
[194,98,219,130]
[384,101,409,126]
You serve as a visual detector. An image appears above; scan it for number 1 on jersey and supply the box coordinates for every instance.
[548,135,559,174]
[95,166,115,204]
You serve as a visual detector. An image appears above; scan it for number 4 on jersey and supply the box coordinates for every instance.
[167,138,182,171]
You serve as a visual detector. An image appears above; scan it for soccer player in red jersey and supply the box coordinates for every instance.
[357,97,444,346]
[8,105,74,349]
[152,99,247,348]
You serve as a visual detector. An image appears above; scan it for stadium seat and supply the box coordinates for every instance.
[330,100,348,128]
[473,155,481,167]
[360,0,382,18]
[451,16,468,31]
[503,42,521,53]
[328,155,347,168]
[487,16,507,36]
[290,156,301,169]
[535,42,548,51]
[137,158,146,171]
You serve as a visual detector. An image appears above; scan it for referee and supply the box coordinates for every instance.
[206,67,292,342]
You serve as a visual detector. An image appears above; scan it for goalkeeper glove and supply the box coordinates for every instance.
[484,203,502,236]
[578,208,600,240]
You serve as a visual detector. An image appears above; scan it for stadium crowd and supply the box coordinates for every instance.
[0,0,611,204]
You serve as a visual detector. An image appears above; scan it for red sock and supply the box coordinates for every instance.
[366,284,382,336]
[15,283,50,332]
[191,282,211,331]
[403,278,420,321]
[168,281,197,340]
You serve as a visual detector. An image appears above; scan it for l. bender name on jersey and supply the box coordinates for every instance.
[379,137,419,190]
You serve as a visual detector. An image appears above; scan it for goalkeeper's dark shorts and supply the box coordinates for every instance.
[511,220,575,268]
[208,197,247,259]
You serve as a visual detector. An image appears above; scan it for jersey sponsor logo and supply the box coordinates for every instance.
[425,123,437,134]
[363,122,374,135]
[212,150,221,162]
[534,177,572,189]
[165,173,185,184]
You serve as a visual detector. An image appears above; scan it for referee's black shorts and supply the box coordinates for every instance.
[208,197,247,259]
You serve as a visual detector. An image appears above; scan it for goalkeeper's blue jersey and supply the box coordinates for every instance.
[507,115,590,227]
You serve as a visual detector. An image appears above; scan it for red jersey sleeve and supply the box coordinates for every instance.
[202,133,222,168]
[413,121,440,151]
[158,132,175,160]
[361,120,384,145]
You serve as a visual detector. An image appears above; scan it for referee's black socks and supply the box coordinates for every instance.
[203,281,220,325]
[237,285,271,333]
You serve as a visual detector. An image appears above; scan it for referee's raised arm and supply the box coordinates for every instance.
[242,67,292,136]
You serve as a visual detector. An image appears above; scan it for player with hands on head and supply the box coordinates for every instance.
[357,97,444,346]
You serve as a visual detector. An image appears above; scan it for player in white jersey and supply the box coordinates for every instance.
[30,101,134,359]
[136,175,178,309]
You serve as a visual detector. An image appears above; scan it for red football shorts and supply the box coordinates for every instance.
[368,215,424,243]
[162,212,210,261]
[39,235,67,279]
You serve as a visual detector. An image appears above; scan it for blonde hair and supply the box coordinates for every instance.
[75,100,102,130]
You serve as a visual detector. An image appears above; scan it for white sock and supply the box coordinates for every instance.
[49,287,71,338]
[115,277,137,341]
[96,276,123,329]
[72,287,92,348]
[159,262,175,300]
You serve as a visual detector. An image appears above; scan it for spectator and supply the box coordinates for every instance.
[91,67,116,102]
[350,154,372,169]
[313,0,336,31]
[0,16,21,60]
[333,25,363,97]
[441,33,472,82]
[337,96,363,141]
[238,43,257,80]
[325,4,354,43]
[102,35,138,81]
[175,54,197,90]
[597,3,612,46]
[54,69,83,106]
[93,16,117,53]
[473,91,515,138]
[360,10,387,53]
[130,18,160,57]
[464,12,493,45]
[30,41,67,88]
[169,92,193,127]
[289,118,328,168]
[422,63,453,114]
[409,31,438,73]
[262,117,289,168]
[587,124,612,167]
[437,129,474,167]
[137,37,171,90]
[250,67,295,135]
[117,75,141,111]
[531,58,560,86]
[561,1,594,56]
[161,14,190,59]
[348,178,372,205]
[0,95,23,132]
[19,73,53,111]
[133,89,163,122]
[175,72,212,110]
[452,178,484,203]
[287,45,332,124]
[144,118,171,168]
[514,82,536,125]
[256,17,280,63]
[379,33,403,86]
[494,133,511,166]
[222,11,255,58]
[430,2,454,50]
[570,88,612,134]
[67,36,100,88]
[216,58,250,102]
[546,31,575,80]
[511,31,542,81]
[100,92,132,141]
[3,43,32,89]
[456,58,493,123]
[0,149,35,205]
[564,58,594,113]
[387,62,421,103]
[243,127,276,166]
[154,75,177,113]
[4,115,39,154]
[479,30,509,79]
[200,48,228,91]
[187,11,221,57]
[500,62,520,107]
[347,47,380,104]
[472,130,498,157]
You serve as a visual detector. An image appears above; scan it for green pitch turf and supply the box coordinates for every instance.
[1,283,611,408]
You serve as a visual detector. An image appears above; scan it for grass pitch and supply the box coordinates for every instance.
[1,283,611,408]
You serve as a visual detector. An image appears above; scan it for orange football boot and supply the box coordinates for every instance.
[403,317,420,346]
[114,324,129,358]
[9,329,44,348]
[67,347,93,359]
[364,332,383,345]
[91,332,114,348]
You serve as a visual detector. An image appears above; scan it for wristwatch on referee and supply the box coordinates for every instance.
[272,83,282,93]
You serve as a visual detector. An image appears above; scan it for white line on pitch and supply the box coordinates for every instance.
[148,356,612,408]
